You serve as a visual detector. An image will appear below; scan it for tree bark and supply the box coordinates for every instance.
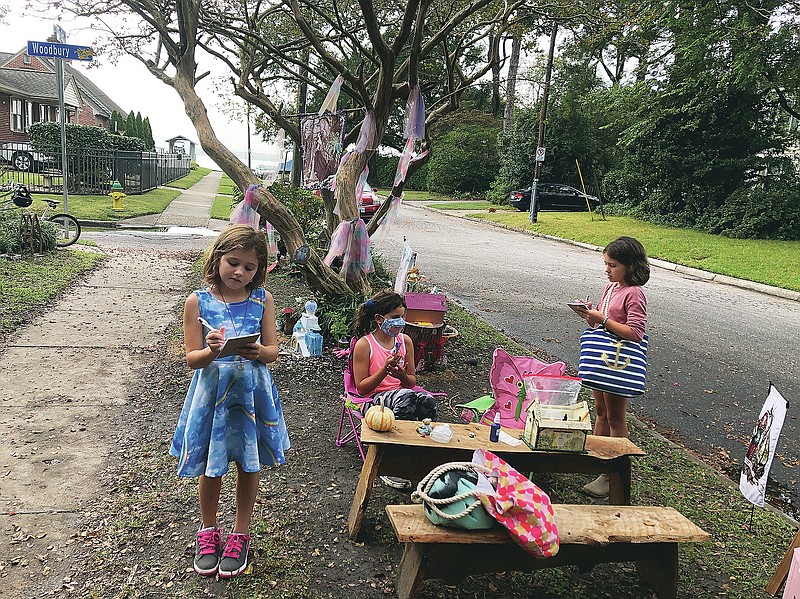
[171,72,351,298]
[503,34,522,132]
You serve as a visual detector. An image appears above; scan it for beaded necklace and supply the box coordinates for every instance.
[218,287,251,370]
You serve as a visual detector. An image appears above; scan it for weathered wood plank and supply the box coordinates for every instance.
[347,444,382,538]
[386,504,709,545]
[360,420,645,459]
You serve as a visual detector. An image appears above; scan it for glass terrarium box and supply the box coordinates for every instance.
[521,375,592,452]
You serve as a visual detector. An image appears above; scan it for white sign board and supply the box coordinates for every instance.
[535,147,546,162]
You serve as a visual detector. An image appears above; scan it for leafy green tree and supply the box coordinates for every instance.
[124,111,137,138]
[135,112,144,141]
[109,110,125,134]
[426,123,501,195]
[142,117,155,150]
[605,1,793,229]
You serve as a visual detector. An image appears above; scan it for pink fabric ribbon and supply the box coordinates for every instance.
[229,184,261,229]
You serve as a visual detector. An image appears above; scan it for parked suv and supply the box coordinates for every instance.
[508,183,600,211]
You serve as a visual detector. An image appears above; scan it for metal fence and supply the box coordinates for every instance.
[0,141,191,195]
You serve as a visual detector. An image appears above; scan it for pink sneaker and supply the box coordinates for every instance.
[193,526,223,576]
[218,532,251,578]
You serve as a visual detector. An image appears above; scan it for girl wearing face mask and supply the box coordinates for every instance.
[352,290,437,422]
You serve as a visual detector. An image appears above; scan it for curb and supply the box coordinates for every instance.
[415,204,799,303]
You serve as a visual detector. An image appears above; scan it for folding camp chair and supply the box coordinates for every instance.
[335,337,446,462]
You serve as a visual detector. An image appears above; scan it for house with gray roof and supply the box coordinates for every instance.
[0,46,126,144]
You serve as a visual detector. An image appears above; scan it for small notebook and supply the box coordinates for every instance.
[567,302,589,315]
[217,333,260,358]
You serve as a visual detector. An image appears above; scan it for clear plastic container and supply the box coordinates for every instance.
[430,423,453,443]
[523,374,582,406]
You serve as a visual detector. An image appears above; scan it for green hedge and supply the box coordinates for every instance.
[29,122,145,152]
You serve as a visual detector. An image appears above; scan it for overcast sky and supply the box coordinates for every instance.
[0,10,284,170]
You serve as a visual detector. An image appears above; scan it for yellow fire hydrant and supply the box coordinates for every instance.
[109,180,126,211]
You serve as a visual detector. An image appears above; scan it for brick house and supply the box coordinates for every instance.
[0,47,126,143]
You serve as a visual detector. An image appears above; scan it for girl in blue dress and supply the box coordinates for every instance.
[170,224,290,579]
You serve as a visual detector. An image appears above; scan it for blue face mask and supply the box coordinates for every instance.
[379,316,406,337]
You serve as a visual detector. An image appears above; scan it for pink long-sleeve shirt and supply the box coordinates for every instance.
[597,282,648,342]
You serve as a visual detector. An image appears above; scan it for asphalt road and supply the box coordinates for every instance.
[380,204,800,514]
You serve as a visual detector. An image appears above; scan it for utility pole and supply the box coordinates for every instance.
[291,50,309,187]
[530,21,558,224]
[246,103,252,170]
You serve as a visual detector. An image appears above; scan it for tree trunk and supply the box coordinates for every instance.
[503,34,522,132]
[335,152,368,221]
[491,32,502,117]
[321,189,339,236]
[171,72,351,298]
[366,143,431,237]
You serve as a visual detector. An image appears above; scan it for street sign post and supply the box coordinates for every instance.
[26,28,95,214]
[27,41,94,62]
[53,24,67,44]
[535,147,546,162]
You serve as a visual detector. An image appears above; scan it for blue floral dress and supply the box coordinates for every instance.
[170,287,290,478]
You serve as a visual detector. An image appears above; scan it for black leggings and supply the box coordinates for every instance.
[368,388,437,420]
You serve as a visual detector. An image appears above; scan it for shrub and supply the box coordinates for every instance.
[0,211,57,254]
[425,124,501,195]
[710,185,800,240]
[368,152,429,191]
[267,182,324,241]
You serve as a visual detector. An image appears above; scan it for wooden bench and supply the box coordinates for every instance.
[41,169,62,190]
[349,420,645,538]
[386,504,709,599]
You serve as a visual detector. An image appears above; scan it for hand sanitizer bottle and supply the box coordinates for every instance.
[489,413,501,442]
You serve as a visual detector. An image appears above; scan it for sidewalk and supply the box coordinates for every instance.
[0,173,223,597]
[83,170,228,231]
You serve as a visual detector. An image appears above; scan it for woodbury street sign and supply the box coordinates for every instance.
[27,40,94,62]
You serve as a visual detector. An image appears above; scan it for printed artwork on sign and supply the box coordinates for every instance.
[743,407,774,485]
[739,384,788,507]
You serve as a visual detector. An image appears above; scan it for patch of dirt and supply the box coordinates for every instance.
[9,263,753,598]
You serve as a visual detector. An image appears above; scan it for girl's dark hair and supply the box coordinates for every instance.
[353,290,406,337]
[203,224,269,290]
[604,236,650,286]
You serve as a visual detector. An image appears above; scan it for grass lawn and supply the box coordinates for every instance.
[29,166,223,221]
[164,165,213,189]
[0,249,104,334]
[211,194,236,220]
[376,188,452,201]
[34,187,182,221]
[217,174,238,196]
[463,210,800,292]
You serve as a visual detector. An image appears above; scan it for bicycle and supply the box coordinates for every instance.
[0,183,81,247]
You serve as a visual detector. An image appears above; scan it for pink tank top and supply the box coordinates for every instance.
[365,333,407,393]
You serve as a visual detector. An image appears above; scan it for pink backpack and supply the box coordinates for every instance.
[482,347,567,429]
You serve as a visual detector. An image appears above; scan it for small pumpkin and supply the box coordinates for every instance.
[364,398,395,432]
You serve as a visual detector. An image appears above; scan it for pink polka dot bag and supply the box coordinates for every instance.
[472,448,559,558]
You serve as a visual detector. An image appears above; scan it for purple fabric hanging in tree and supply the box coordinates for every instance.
[355,111,376,153]
[369,194,402,248]
[323,219,374,281]
[319,74,344,114]
[403,84,426,140]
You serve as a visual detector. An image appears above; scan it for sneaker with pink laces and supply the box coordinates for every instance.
[218,532,251,578]
[193,526,223,576]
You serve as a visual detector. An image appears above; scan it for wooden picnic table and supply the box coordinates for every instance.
[348,420,645,539]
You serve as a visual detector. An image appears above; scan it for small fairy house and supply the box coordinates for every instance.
[521,375,591,452]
